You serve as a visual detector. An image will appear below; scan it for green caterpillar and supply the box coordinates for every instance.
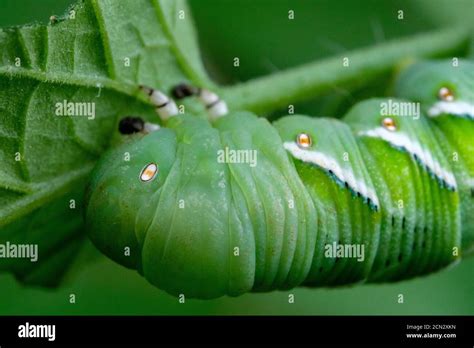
[84,60,474,299]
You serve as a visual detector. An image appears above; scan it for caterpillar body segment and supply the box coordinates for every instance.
[395,60,474,253]
[274,116,382,285]
[85,61,473,299]
[151,114,311,296]
[342,100,461,280]
[213,114,317,292]
[395,60,474,120]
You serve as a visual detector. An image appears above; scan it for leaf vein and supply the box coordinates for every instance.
[90,0,116,79]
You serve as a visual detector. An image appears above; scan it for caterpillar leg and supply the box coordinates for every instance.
[118,116,160,135]
[139,85,179,121]
[172,83,229,120]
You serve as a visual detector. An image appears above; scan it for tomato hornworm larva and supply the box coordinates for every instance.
[85,60,474,299]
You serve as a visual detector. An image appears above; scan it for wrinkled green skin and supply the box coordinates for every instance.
[395,60,474,251]
[85,61,474,299]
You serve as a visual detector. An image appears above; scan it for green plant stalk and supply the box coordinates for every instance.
[222,26,471,115]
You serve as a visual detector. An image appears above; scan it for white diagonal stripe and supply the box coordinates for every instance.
[283,142,379,208]
[428,101,474,119]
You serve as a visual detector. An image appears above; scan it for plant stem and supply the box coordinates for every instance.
[222,26,471,115]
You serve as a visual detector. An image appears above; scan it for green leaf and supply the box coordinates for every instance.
[0,0,211,283]
[0,0,210,228]
[0,186,88,286]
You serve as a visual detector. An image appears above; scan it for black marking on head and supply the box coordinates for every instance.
[402,217,406,230]
[206,98,221,110]
[156,101,169,109]
[398,253,403,262]
[391,216,396,226]
[471,187,474,197]
[139,85,154,96]
[172,83,198,99]
[385,259,391,267]
[119,116,145,135]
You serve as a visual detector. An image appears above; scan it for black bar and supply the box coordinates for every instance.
[0,316,472,346]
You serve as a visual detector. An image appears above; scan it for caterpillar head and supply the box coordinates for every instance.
[84,129,177,271]
[395,60,474,119]
[85,115,260,299]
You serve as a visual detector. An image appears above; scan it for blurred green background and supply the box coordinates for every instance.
[0,0,472,315]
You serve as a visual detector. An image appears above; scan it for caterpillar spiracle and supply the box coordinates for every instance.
[84,60,474,299]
